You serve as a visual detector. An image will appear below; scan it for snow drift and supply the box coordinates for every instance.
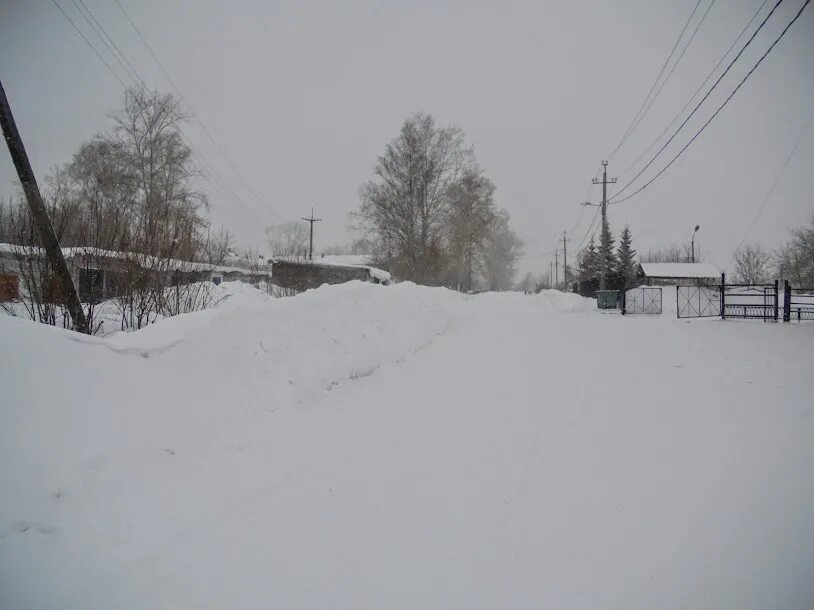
[1,282,813,610]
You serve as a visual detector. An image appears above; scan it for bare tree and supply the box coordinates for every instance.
[480,208,523,291]
[357,112,472,284]
[265,221,309,258]
[1,86,232,334]
[111,86,207,259]
[776,214,814,286]
[733,243,771,284]
[445,168,496,291]
[641,243,703,264]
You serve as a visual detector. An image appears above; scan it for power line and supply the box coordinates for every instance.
[72,0,144,86]
[606,0,703,162]
[626,0,717,147]
[573,205,601,253]
[610,0,790,202]
[112,0,277,218]
[50,0,127,87]
[610,0,810,206]
[569,163,602,235]
[618,0,770,180]
[76,1,266,221]
[726,104,814,270]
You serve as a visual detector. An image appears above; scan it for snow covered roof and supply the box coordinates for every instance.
[0,243,271,277]
[272,255,391,283]
[318,254,371,267]
[639,262,721,279]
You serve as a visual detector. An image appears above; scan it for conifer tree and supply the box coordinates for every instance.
[616,225,637,287]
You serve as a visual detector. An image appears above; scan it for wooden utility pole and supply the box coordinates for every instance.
[300,208,322,261]
[0,80,87,332]
[561,230,570,292]
[554,250,559,290]
[592,160,617,291]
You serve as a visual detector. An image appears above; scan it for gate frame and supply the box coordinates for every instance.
[783,280,814,322]
[621,285,662,315]
[721,273,778,322]
[676,284,721,319]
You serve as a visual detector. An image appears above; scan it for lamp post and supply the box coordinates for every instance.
[691,225,700,263]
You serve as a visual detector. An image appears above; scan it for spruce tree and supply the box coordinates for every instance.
[616,225,637,288]
[579,236,599,281]
[598,214,616,283]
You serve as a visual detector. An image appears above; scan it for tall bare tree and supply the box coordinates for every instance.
[480,209,523,291]
[446,169,496,291]
[111,86,207,258]
[357,112,471,284]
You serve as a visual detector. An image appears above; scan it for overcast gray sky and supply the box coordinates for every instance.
[1,0,812,276]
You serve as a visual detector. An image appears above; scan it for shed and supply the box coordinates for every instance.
[637,262,721,286]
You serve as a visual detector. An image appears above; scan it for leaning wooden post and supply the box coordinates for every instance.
[720,273,726,320]
[0,80,87,332]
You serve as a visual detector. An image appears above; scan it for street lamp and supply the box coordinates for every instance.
[691,225,700,263]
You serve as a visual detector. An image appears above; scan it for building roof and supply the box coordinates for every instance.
[639,262,720,279]
[0,243,270,277]
[271,256,391,283]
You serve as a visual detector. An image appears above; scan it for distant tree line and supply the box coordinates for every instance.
[353,113,523,291]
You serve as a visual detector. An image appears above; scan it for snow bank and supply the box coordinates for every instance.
[2,282,813,610]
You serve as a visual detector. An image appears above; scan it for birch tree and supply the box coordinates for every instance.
[357,113,471,284]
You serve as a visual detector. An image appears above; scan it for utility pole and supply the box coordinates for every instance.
[549,260,553,289]
[0,81,87,332]
[592,160,617,291]
[561,230,570,292]
[554,250,559,290]
[300,208,322,261]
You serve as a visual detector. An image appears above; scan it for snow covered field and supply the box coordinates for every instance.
[1,282,813,610]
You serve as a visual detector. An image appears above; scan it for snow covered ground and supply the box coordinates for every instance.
[1,282,813,610]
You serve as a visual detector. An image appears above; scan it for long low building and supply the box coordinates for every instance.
[0,243,272,303]
[270,257,391,292]
[637,262,721,286]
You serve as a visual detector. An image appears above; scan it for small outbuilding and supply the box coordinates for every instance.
[637,262,721,286]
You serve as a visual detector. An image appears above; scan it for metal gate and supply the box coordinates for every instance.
[783,282,814,321]
[723,282,778,321]
[677,285,721,318]
[623,286,662,314]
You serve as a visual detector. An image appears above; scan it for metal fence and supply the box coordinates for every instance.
[677,285,721,318]
[722,281,778,322]
[622,286,662,314]
[784,281,814,322]
[646,275,811,323]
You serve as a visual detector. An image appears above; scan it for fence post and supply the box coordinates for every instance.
[720,273,726,320]
[773,279,779,321]
[676,285,680,318]
[621,287,626,315]
[783,279,791,322]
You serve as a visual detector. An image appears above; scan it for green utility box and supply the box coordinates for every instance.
[596,290,619,310]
